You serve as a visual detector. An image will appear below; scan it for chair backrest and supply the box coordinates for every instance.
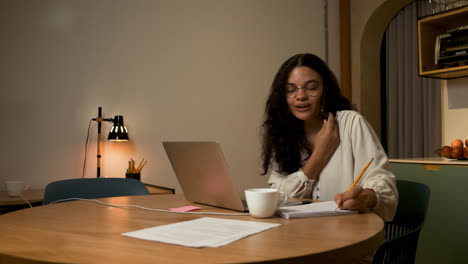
[391,180,431,230]
[372,180,431,264]
[43,178,150,205]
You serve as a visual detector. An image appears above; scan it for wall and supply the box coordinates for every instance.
[442,78,468,146]
[0,0,340,195]
[350,0,385,111]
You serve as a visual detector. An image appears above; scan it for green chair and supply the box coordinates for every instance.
[372,180,430,264]
[43,178,150,205]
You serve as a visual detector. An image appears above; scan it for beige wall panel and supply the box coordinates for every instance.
[442,79,468,146]
[0,0,340,196]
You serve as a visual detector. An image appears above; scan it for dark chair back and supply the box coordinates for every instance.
[372,180,430,264]
[43,178,150,205]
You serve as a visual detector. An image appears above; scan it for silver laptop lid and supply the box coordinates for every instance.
[163,141,247,212]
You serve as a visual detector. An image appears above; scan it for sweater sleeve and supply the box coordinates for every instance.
[267,169,314,198]
[349,113,399,221]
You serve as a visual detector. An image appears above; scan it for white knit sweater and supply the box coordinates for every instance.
[268,110,398,221]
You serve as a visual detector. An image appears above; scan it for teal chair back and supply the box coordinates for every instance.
[372,180,430,264]
[43,178,150,205]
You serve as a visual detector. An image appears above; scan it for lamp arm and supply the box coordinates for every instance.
[92,117,114,123]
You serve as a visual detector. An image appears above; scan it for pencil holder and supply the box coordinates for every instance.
[126,173,141,181]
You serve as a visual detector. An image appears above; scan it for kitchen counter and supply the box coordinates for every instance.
[389,159,468,264]
[390,157,468,170]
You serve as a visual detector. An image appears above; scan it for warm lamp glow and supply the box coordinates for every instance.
[92,107,130,177]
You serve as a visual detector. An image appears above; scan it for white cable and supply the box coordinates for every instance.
[48,198,250,216]
[18,194,32,208]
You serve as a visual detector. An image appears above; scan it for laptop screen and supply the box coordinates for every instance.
[163,141,247,212]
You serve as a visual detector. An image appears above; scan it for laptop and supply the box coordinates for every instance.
[162,141,248,212]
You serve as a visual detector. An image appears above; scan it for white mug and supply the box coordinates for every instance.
[5,181,28,197]
[245,188,288,218]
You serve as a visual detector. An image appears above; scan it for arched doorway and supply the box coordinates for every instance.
[359,0,413,138]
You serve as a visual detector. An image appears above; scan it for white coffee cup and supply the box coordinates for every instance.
[245,188,288,218]
[5,181,27,197]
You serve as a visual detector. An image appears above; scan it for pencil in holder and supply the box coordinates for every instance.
[126,173,141,181]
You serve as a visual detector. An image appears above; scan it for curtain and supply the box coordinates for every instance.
[385,1,441,159]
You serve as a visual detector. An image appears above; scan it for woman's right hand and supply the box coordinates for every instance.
[301,113,340,181]
[313,112,340,159]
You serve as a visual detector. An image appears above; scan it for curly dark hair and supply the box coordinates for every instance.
[261,53,353,175]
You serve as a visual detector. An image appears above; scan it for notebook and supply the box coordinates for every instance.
[162,141,248,212]
[276,200,358,219]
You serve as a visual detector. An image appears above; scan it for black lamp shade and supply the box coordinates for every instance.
[108,115,129,141]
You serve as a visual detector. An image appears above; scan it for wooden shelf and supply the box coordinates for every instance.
[418,6,468,79]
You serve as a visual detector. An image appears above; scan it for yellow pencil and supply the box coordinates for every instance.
[137,160,147,173]
[136,158,145,172]
[336,157,374,210]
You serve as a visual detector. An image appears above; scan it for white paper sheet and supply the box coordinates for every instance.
[122,217,280,248]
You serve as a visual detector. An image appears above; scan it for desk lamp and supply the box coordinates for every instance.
[92,107,129,178]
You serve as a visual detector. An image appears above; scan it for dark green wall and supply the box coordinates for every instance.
[390,163,468,264]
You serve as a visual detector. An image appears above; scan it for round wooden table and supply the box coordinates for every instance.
[0,194,384,263]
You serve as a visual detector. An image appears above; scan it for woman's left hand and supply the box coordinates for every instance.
[334,186,377,212]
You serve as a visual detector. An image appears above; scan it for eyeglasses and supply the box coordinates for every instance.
[285,80,320,99]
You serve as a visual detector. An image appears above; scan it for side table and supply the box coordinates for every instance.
[143,183,175,194]
[0,189,44,214]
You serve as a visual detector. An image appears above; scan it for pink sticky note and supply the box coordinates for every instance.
[169,206,201,212]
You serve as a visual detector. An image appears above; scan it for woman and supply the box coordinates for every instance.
[262,53,397,221]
